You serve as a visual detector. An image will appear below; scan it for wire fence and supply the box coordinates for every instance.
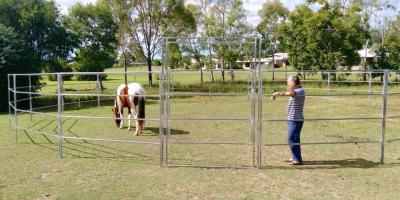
[8,68,400,168]
[7,38,400,168]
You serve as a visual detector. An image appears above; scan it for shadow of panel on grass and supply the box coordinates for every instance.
[262,120,382,146]
[19,130,160,164]
[261,143,384,169]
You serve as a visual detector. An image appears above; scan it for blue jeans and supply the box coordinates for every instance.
[287,120,304,162]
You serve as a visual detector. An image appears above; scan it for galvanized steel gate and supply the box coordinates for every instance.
[160,37,262,168]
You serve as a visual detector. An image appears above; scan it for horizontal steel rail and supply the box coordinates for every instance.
[170,141,253,145]
[61,136,159,145]
[170,92,251,97]
[9,71,162,76]
[170,117,250,121]
[263,140,381,146]
[263,116,382,122]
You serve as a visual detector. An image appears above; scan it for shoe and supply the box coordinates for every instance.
[291,160,303,165]
[285,158,293,162]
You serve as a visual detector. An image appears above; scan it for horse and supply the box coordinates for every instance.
[112,83,145,136]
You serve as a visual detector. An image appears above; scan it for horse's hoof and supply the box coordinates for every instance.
[128,128,131,131]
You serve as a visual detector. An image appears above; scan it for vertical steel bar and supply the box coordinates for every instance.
[57,74,63,158]
[327,71,331,96]
[28,75,32,122]
[257,37,263,168]
[285,65,288,80]
[368,71,372,111]
[77,86,81,109]
[97,74,100,107]
[166,39,171,166]
[160,39,165,167]
[13,74,17,143]
[8,74,11,130]
[380,70,388,164]
[251,38,257,167]
[61,77,64,112]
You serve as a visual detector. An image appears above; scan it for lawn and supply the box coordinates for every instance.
[2,67,400,199]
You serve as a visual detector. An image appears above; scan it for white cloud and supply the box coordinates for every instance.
[54,0,96,15]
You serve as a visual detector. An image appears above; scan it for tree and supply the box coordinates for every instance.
[65,0,118,85]
[279,2,369,79]
[0,25,40,110]
[0,0,78,69]
[110,0,132,85]
[376,14,400,71]
[201,0,218,82]
[181,3,208,84]
[257,0,289,80]
[126,0,195,86]
[0,0,77,111]
[207,0,252,81]
[167,43,183,69]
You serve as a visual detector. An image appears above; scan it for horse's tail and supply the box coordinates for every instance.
[138,96,145,127]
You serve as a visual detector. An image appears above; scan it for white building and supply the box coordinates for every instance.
[352,49,378,70]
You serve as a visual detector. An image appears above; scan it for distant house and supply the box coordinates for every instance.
[236,52,289,69]
[351,49,378,70]
[195,52,290,70]
[270,53,289,68]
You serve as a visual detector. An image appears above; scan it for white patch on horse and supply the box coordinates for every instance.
[114,83,145,136]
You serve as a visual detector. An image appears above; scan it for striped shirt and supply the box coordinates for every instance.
[286,87,305,121]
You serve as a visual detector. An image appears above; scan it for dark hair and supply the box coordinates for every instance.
[289,75,300,85]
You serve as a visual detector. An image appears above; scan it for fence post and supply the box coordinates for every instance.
[251,38,257,168]
[380,70,388,164]
[96,74,100,107]
[13,74,18,143]
[29,75,32,122]
[8,74,11,130]
[327,71,331,96]
[257,38,263,168]
[77,86,81,109]
[57,74,63,158]
[368,71,372,111]
[160,39,165,167]
[166,41,171,167]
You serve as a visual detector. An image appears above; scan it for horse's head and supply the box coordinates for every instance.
[112,107,121,127]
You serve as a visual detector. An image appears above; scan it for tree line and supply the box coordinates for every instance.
[1,0,399,110]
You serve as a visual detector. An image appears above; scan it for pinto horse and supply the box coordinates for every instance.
[112,83,145,136]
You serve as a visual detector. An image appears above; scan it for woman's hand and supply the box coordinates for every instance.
[271,92,280,101]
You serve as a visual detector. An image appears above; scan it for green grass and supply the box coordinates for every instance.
[2,93,400,199]
[2,67,400,199]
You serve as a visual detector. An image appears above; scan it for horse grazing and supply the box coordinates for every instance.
[112,83,145,136]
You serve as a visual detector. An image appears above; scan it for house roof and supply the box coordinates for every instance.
[357,49,376,58]
[236,52,289,63]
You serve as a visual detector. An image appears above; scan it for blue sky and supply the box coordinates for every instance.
[54,0,306,27]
